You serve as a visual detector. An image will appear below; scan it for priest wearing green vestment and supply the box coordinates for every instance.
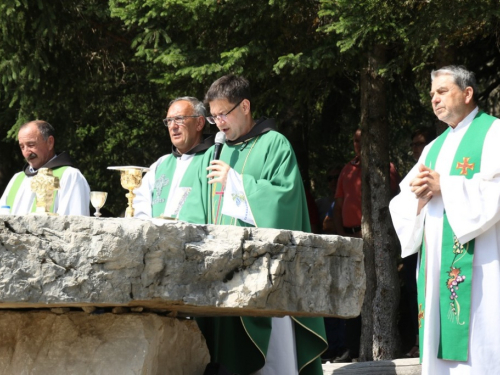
[133,97,214,220]
[390,65,500,374]
[193,75,327,375]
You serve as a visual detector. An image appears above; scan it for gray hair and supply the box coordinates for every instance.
[19,120,55,141]
[168,96,206,117]
[431,65,479,103]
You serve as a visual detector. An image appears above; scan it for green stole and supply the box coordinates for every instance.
[6,167,69,213]
[418,111,495,361]
[151,153,204,218]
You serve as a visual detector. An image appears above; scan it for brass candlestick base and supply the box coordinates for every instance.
[108,166,149,218]
[30,168,60,215]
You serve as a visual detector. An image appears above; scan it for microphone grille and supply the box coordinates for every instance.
[215,131,226,144]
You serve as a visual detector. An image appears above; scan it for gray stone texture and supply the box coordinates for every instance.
[0,215,365,317]
[0,311,209,375]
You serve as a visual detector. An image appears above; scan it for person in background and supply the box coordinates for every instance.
[411,127,436,162]
[321,167,343,235]
[316,166,342,233]
[304,181,321,233]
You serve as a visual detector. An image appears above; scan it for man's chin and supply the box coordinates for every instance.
[27,161,41,170]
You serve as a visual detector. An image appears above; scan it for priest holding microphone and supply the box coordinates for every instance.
[184,75,327,375]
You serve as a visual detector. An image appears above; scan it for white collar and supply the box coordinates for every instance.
[452,107,479,132]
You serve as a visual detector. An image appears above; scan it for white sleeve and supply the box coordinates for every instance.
[389,163,426,258]
[221,168,255,225]
[56,168,91,216]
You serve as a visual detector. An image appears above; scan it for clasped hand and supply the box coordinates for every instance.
[410,164,441,204]
[207,160,230,190]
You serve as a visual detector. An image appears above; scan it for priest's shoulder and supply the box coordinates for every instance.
[261,129,293,144]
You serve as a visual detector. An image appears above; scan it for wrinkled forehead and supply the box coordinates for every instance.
[167,100,194,117]
[431,73,457,89]
[18,124,42,143]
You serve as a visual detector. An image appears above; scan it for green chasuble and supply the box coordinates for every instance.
[148,136,215,223]
[209,130,311,230]
[151,153,209,222]
[189,120,327,375]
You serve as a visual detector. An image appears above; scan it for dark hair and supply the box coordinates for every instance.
[169,96,206,117]
[20,120,55,140]
[431,65,479,103]
[205,74,252,105]
[411,127,435,144]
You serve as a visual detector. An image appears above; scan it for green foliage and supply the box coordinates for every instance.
[319,0,412,53]
[0,0,168,214]
[2,0,500,212]
[110,0,361,193]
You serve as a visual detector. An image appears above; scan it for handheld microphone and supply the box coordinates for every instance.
[213,131,226,161]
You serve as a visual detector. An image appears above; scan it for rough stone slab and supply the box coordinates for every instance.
[322,358,421,375]
[0,311,209,375]
[0,215,365,317]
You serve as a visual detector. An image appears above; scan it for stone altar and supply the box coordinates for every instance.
[0,215,365,374]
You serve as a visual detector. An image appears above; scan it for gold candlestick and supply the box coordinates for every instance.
[108,166,149,218]
[30,168,60,215]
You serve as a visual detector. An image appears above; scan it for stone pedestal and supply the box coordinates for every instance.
[0,311,209,375]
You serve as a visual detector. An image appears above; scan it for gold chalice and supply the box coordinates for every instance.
[90,191,108,217]
[31,168,60,215]
[108,166,149,218]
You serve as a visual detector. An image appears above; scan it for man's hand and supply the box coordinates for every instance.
[207,160,231,189]
[410,164,440,212]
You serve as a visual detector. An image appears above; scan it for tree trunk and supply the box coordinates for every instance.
[359,44,401,361]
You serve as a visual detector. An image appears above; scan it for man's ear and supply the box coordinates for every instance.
[47,135,55,151]
[464,87,474,104]
[196,116,205,132]
[241,99,251,115]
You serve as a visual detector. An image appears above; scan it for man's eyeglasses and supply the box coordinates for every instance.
[163,115,200,128]
[206,99,243,125]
